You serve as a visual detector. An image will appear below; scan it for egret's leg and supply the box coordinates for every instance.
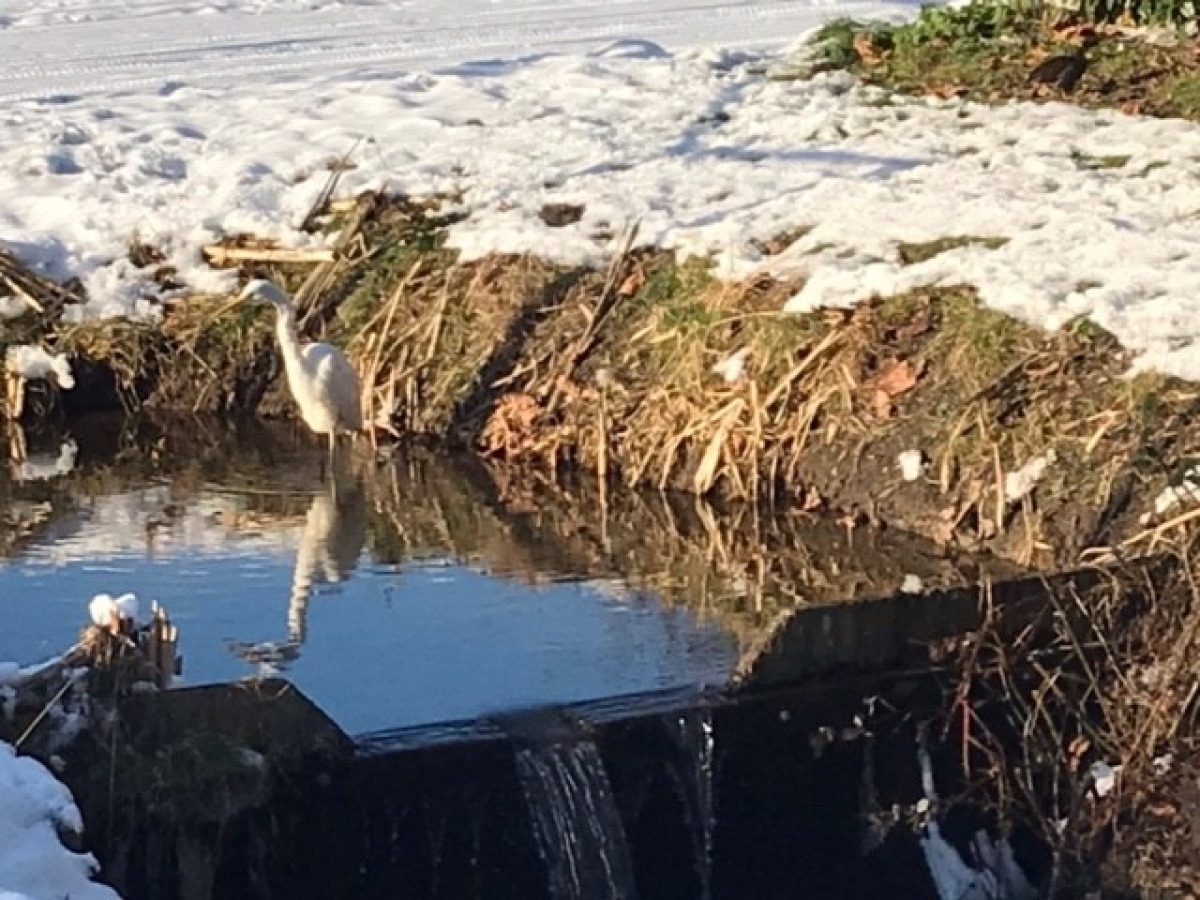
[328,431,340,505]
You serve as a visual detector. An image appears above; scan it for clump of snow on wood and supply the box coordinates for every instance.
[1144,464,1200,522]
[4,346,73,389]
[900,574,923,594]
[88,592,140,631]
[1,40,1200,383]
[0,741,119,900]
[1003,452,1054,504]
[1089,760,1120,798]
[897,449,924,482]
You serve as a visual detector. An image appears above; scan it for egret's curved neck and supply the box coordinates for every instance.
[273,302,305,374]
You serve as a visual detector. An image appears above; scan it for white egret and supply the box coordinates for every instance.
[238,279,364,469]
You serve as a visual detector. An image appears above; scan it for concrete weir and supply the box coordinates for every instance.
[70,570,1095,900]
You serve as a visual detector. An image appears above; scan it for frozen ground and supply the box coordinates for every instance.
[2,0,1200,380]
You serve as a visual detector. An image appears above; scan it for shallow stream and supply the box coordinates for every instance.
[1,419,741,735]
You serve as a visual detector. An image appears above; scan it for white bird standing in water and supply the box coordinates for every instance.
[238,279,363,469]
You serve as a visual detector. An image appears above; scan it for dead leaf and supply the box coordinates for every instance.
[1120,100,1142,116]
[853,32,882,65]
[874,358,919,398]
[801,486,823,512]
[1068,736,1091,771]
[926,82,967,100]
[618,268,646,297]
[870,390,894,419]
[480,392,540,457]
[895,304,933,341]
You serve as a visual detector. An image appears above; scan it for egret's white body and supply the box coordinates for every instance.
[238,279,363,460]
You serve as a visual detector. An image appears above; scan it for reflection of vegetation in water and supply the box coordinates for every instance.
[0,415,1012,673]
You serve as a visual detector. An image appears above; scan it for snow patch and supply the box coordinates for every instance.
[1089,760,1120,798]
[712,348,749,384]
[897,449,925,482]
[4,346,73,390]
[88,592,140,631]
[1004,453,1054,504]
[0,31,1197,387]
[1144,465,1200,522]
[0,741,119,900]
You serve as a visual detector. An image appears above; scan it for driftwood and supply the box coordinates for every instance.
[0,248,84,321]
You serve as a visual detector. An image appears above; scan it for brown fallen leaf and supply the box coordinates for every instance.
[875,358,919,395]
[801,486,823,512]
[618,268,645,296]
[895,303,933,341]
[853,32,882,65]
[480,392,540,456]
[926,82,967,100]
[870,389,894,419]
[869,358,920,417]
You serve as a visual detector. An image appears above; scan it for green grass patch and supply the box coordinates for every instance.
[806,2,1200,122]
[897,235,1010,265]
[1072,151,1131,170]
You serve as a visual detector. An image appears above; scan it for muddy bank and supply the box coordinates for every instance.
[4,194,1197,574]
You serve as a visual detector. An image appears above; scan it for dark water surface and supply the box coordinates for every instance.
[0,420,737,735]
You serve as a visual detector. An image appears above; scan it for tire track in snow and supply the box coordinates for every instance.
[0,0,910,100]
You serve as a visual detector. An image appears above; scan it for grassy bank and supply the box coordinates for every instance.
[807,1,1200,120]
[4,190,1200,572]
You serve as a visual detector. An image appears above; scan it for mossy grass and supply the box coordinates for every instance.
[808,3,1200,121]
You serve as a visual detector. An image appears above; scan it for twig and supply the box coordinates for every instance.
[1122,505,1200,549]
[300,137,363,232]
[15,672,79,749]
[563,220,641,378]
[202,245,335,266]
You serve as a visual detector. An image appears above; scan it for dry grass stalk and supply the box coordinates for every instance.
[934,540,1200,895]
[202,245,335,266]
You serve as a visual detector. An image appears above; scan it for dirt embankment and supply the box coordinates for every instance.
[2,190,1198,572]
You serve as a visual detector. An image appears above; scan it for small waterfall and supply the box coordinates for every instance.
[512,734,637,900]
[664,708,715,900]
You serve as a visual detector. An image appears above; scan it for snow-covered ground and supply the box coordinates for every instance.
[0,740,118,900]
[3,0,1200,378]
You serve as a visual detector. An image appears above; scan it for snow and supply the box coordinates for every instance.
[4,347,73,390]
[13,439,77,483]
[88,592,140,630]
[712,347,750,383]
[897,449,924,482]
[0,0,1199,385]
[0,741,119,900]
[1003,453,1054,504]
[900,573,923,594]
[1089,759,1120,798]
[1145,464,1200,522]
